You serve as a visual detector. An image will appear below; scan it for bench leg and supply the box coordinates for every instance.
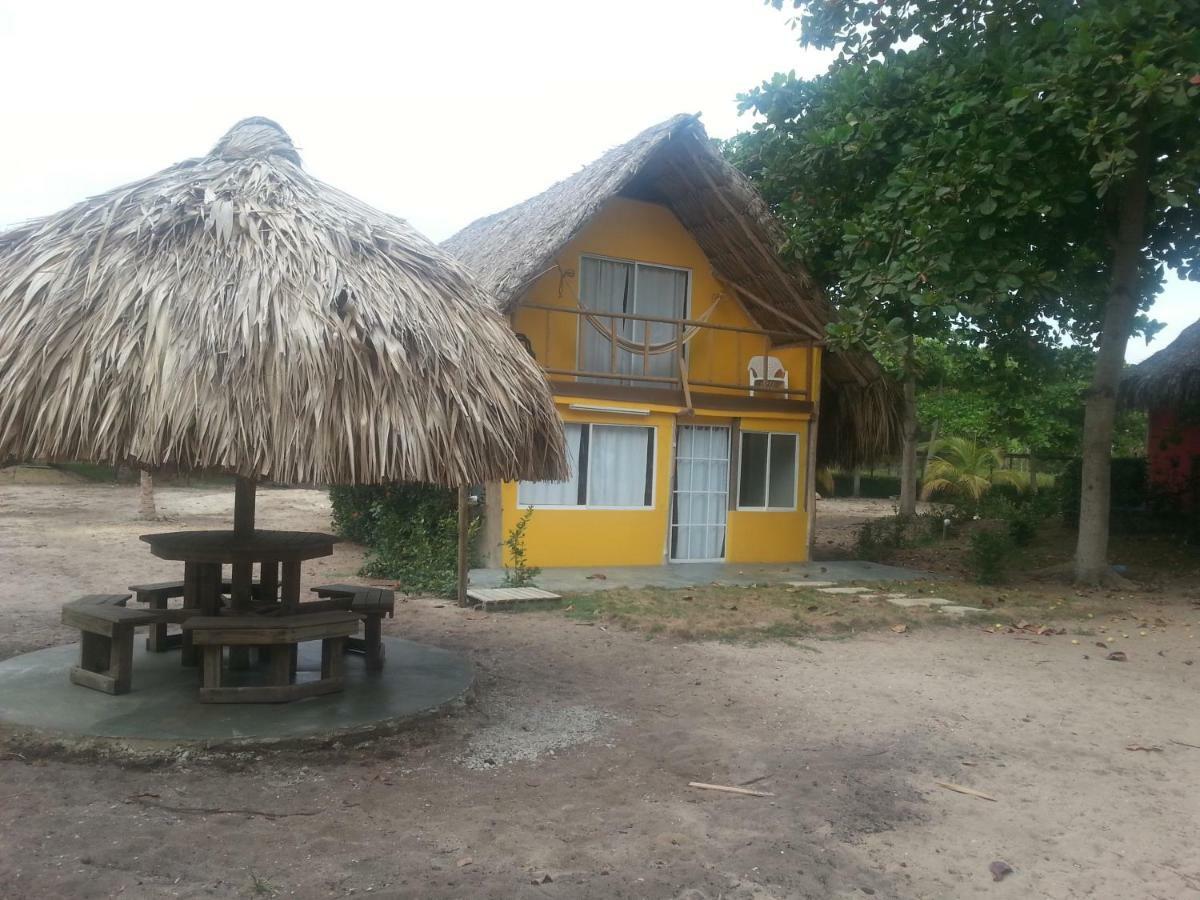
[145,596,170,652]
[364,615,384,672]
[202,645,223,690]
[71,626,133,694]
[322,637,345,681]
[270,644,293,687]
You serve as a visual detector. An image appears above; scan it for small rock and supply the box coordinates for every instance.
[1106,651,1128,662]
[989,861,1014,882]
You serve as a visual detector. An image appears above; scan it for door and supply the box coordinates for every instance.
[670,425,730,561]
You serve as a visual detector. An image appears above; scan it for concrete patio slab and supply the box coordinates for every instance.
[938,605,987,616]
[469,560,929,595]
[0,637,473,745]
[885,596,952,608]
[816,586,876,595]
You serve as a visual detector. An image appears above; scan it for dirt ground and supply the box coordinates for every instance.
[1,485,1198,899]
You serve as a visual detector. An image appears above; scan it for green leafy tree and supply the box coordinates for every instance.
[732,0,1198,583]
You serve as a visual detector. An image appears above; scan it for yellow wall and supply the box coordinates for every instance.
[726,417,811,564]
[498,197,819,569]
[500,403,676,568]
[510,197,817,401]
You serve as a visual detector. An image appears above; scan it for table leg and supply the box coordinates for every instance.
[259,560,280,605]
[270,645,292,686]
[145,594,169,652]
[181,561,200,666]
[280,560,302,613]
[230,561,254,611]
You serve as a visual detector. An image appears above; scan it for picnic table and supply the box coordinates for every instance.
[140,529,337,614]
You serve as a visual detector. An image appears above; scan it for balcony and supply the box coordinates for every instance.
[517,302,817,414]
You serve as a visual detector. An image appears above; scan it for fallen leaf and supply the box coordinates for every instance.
[890,624,908,634]
[989,861,1014,882]
[1125,744,1163,752]
[1106,651,1128,662]
[457,857,473,867]
[586,573,607,580]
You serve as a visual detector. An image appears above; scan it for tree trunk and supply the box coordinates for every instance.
[851,470,862,498]
[1074,146,1149,585]
[897,370,919,517]
[138,470,157,520]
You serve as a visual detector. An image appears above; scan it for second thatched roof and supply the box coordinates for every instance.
[443,114,900,467]
[1122,317,1200,411]
[0,118,568,486]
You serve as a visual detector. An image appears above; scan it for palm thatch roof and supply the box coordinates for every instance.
[0,118,568,486]
[442,114,900,466]
[1122,316,1200,410]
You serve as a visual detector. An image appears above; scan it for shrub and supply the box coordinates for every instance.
[831,473,903,498]
[1059,458,1148,529]
[855,513,941,561]
[503,507,540,587]
[968,529,1016,584]
[330,484,476,597]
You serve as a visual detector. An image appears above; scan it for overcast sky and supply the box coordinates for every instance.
[0,0,1191,361]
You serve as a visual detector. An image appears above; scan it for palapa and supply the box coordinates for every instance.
[1121,317,1200,411]
[443,113,901,467]
[0,118,568,486]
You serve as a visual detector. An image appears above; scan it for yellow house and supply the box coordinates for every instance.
[444,115,896,569]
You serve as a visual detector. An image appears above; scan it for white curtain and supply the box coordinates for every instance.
[672,425,729,560]
[579,258,634,380]
[579,258,688,385]
[518,424,582,506]
[587,425,651,506]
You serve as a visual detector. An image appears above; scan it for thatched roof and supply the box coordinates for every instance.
[0,118,568,486]
[1122,317,1200,410]
[443,114,900,466]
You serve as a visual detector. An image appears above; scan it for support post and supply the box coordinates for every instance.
[234,476,257,537]
[457,485,470,607]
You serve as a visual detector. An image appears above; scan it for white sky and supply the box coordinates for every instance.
[0,0,1192,362]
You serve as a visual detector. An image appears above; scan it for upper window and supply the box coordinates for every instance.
[737,432,799,510]
[519,422,655,508]
[577,255,689,386]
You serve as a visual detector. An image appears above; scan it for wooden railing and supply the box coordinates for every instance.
[519,302,817,406]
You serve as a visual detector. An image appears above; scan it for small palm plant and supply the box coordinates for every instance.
[920,437,1021,502]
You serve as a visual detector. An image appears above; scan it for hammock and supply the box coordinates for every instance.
[580,298,720,356]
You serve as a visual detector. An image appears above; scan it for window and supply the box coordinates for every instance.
[577,255,689,385]
[737,432,799,510]
[519,423,655,508]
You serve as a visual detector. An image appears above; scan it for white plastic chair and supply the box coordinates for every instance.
[748,355,788,395]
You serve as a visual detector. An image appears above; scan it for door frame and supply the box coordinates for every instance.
[669,422,731,563]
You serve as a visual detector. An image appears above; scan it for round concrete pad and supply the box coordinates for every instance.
[0,638,473,744]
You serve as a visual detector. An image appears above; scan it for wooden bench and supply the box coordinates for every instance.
[311,584,395,672]
[61,594,176,694]
[183,611,360,703]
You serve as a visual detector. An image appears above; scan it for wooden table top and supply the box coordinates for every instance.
[139,530,338,564]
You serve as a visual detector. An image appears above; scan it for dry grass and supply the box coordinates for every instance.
[513,577,1197,646]
[0,117,568,486]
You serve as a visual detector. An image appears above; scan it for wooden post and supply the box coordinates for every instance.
[456,485,470,607]
[234,476,256,536]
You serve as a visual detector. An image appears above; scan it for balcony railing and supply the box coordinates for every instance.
[518,302,817,409]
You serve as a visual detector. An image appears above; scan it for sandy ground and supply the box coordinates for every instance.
[1,485,1198,899]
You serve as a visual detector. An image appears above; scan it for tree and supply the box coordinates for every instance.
[921,437,1019,502]
[732,0,1198,582]
[138,469,157,520]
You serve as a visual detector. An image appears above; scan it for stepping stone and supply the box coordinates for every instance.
[787,581,837,588]
[938,604,986,616]
[886,596,950,608]
[816,586,874,595]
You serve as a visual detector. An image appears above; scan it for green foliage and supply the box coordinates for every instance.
[921,437,1022,502]
[330,484,473,597]
[1059,458,1149,529]
[502,507,540,587]
[968,530,1017,584]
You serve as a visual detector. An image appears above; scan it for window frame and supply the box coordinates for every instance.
[575,253,693,380]
[735,430,800,512]
[517,421,657,510]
